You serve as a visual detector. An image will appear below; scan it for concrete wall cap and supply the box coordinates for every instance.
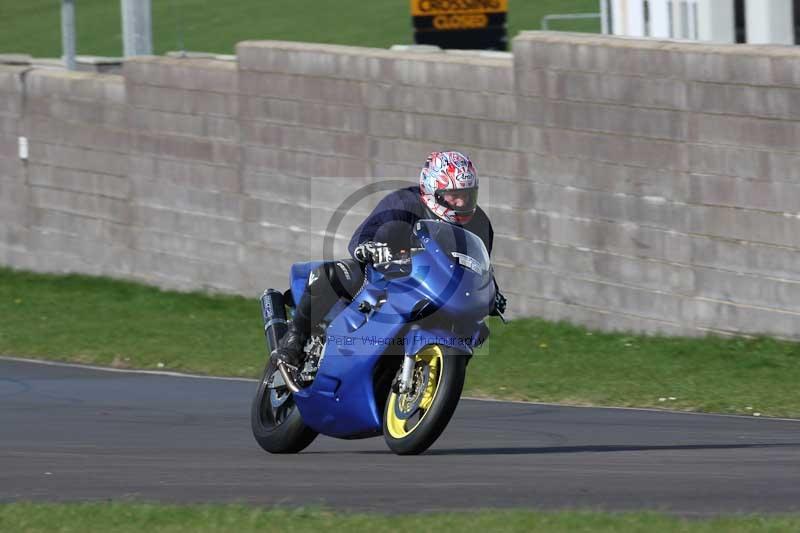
[166,51,237,62]
[444,49,513,59]
[124,55,238,71]
[26,68,123,82]
[515,30,800,58]
[389,44,442,53]
[236,40,512,66]
[76,56,123,65]
[0,54,33,65]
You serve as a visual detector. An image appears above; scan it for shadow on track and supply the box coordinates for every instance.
[427,443,800,455]
[306,443,800,455]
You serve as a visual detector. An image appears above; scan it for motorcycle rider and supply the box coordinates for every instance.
[272,150,507,368]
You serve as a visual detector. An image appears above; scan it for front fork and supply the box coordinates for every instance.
[397,354,416,394]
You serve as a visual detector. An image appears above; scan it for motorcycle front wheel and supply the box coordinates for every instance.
[383,345,467,455]
[251,358,318,454]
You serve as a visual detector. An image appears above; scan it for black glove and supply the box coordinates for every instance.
[491,289,507,316]
[353,241,393,264]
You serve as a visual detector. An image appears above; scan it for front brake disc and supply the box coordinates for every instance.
[393,362,430,420]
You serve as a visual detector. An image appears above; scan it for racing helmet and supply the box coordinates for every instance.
[419,151,479,225]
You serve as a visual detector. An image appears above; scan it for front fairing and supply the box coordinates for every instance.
[384,221,495,324]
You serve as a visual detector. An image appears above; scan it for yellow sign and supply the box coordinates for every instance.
[410,0,507,17]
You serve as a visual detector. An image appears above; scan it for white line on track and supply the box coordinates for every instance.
[3,355,799,423]
[0,355,255,383]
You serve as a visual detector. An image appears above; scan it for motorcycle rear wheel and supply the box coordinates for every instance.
[383,345,467,455]
[251,358,318,454]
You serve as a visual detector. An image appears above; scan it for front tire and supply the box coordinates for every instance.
[251,359,317,454]
[383,345,467,455]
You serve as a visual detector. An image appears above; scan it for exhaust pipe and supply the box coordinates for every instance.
[260,289,300,393]
[260,289,288,354]
[277,362,300,394]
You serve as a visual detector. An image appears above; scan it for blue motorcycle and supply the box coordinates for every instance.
[251,219,500,455]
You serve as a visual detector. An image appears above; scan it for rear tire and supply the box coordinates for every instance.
[251,359,317,454]
[383,345,467,455]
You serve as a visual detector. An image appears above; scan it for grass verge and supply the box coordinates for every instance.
[1,267,799,418]
[1,0,599,57]
[2,504,800,533]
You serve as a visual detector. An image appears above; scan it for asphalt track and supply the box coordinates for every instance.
[1,357,799,515]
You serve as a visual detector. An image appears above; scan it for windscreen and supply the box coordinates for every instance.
[414,219,491,276]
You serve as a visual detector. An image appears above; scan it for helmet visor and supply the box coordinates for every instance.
[434,187,478,215]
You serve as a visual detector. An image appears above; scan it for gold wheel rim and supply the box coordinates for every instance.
[386,345,443,439]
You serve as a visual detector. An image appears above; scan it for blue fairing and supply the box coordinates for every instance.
[290,220,495,438]
[292,289,406,437]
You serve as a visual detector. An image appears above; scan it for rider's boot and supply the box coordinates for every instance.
[272,290,312,369]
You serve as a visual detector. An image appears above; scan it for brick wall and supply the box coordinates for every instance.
[0,67,26,267]
[236,42,514,266]
[1,32,800,339]
[20,70,130,277]
[124,57,245,292]
[512,33,800,337]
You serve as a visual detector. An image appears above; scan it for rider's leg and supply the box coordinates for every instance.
[273,259,365,367]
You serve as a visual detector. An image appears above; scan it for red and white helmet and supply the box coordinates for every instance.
[419,151,479,225]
